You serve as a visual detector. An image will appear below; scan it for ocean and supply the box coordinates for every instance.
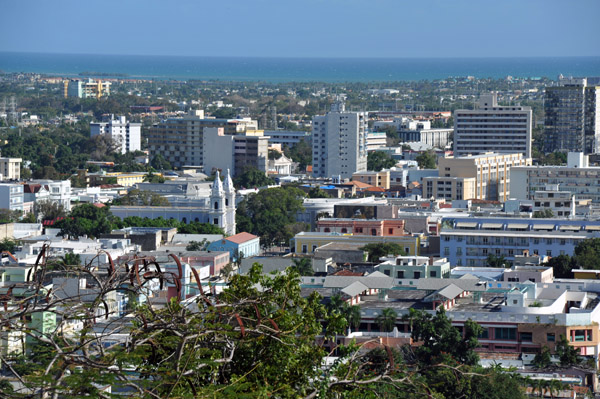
[0,51,599,83]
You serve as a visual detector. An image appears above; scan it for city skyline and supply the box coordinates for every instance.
[1,0,599,59]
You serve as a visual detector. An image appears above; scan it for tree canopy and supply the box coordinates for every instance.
[112,189,170,206]
[415,150,437,169]
[367,151,396,171]
[233,166,275,189]
[360,242,406,262]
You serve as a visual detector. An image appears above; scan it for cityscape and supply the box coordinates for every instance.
[1,1,600,398]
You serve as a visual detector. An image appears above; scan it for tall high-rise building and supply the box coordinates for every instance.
[543,77,600,154]
[454,93,532,158]
[147,110,258,169]
[90,115,141,154]
[312,103,367,179]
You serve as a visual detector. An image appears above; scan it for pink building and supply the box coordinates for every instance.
[316,218,406,237]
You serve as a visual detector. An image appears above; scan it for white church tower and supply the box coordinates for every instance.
[209,169,236,235]
[223,169,236,235]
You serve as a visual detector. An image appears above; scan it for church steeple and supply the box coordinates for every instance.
[212,170,224,196]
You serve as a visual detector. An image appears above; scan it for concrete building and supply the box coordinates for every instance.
[0,157,22,180]
[440,217,600,267]
[454,93,532,158]
[374,118,453,149]
[0,183,24,212]
[64,78,111,99]
[510,152,600,204]
[316,218,405,236]
[352,170,390,189]
[366,132,388,151]
[544,77,600,154]
[424,153,530,201]
[90,115,142,154]
[148,110,258,169]
[263,130,311,147]
[312,103,367,179]
[377,255,451,279]
[207,232,260,260]
[268,153,293,175]
[31,180,72,211]
[203,128,269,176]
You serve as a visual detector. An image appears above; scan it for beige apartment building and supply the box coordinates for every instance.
[0,157,22,180]
[424,152,531,201]
[352,170,391,189]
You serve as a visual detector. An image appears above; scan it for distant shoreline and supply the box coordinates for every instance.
[1,51,599,83]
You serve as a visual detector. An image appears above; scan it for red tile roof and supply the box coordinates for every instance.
[332,269,364,276]
[226,232,259,244]
[24,184,43,194]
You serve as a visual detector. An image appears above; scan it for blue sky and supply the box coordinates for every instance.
[1,0,599,58]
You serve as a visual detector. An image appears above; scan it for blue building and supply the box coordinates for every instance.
[440,217,600,267]
[207,232,260,261]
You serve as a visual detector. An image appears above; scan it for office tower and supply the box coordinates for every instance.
[312,103,367,179]
[544,77,600,154]
[454,93,532,158]
[90,115,142,154]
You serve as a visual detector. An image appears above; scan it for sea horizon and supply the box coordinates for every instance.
[1,51,599,83]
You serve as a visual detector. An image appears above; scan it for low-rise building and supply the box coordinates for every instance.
[377,255,451,279]
[292,231,422,256]
[207,232,260,260]
[352,170,390,189]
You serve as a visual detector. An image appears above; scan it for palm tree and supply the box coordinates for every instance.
[375,308,397,333]
[547,379,563,398]
[344,305,362,332]
[327,293,345,314]
[292,258,313,276]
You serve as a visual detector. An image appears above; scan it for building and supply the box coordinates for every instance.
[374,118,453,149]
[0,157,22,181]
[263,130,311,147]
[352,170,390,189]
[440,217,600,267]
[504,184,592,218]
[316,218,405,236]
[64,78,111,99]
[510,152,600,203]
[268,153,293,175]
[544,77,600,154]
[90,115,142,154]
[148,110,258,169]
[312,103,367,179]
[366,132,388,151]
[0,183,24,212]
[454,93,532,158]
[292,231,422,256]
[207,232,260,260]
[203,128,269,176]
[423,153,531,201]
[377,255,451,279]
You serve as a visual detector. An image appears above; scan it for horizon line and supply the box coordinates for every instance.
[2,50,600,60]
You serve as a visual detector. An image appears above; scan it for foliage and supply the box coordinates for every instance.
[545,254,575,278]
[292,257,313,276]
[307,186,332,198]
[112,189,170,206]
[268,148,282,160]
[150,154,172,171]
[236,185,306,247]
[178,221,225,235]
[533,209,554,218]
[573,238,600,270]
[33,199,67,221]
[375,308,397,332]
[233,166,275,188]
[185,239,209,251]
[0,208,22,224]
[359,242,406,262]
[532,346,552,369]
[283,139,312,172]
[556,334,580,367]
[486,254,509,268]
[406,307,482,366]
[118,216,225,235]
[56,203,115,239]
[367,151,396,171]
[143,170,165,183]
[415,150,437,169]
[0,238,20,253]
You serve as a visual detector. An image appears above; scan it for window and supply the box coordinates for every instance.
[371,229,377,236]
[547,333,555,342]
[430,271,437,277]
[478,328,489,339]
[397,271,404,278]
[341,228,348,233]
[302,245,308,254]
[388,228,394,235]
[324,228,330,232]
[520,332,533,342]
[546,250,552,257]
[213,218,218,225]
[444,247,450,256]
[495,327,516,340]
[413,271,421,279]
[383,269,390,276]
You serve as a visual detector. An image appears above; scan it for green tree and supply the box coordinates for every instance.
[359,242,406,262]
[186,239,208,251]
[236,185,306,247]
[56,203,115,239]
[33,199,67,221]
[178,221,225,235]
[292,257,313,276]
[415,150,437,169]
[150,154,172,170]
[233,166,275,188]
[573,238,600,270]
[344,304,362,332]
[307,186,332,198]
[0,238,20,253]
[143,170,166,183]
[63,252,81,267]
[533,209,554,218]
[283,139,311,172]
[486,254,509,268]
[533,346,552,369]
[545,254,575,278]
[556,334,580,367]
[0,209,22,224]
[375,308,397,332]
[367,151,396,171]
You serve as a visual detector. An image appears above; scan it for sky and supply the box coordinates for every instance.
[1,0,599,58]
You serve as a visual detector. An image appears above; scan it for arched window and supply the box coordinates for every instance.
[194,218,200,222]
[214,201,219,210]
[182,217,187,224]
[324,228,330,232]
[225,198,229,206]
[341,228,348,233]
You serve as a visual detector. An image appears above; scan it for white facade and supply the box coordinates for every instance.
[33,180,72,211]
[312,103,367,179]
[0,183,24,212]
[454,93,532,158]
[0,157,22,180]
[90,115,142,154]
[203,128,235,175]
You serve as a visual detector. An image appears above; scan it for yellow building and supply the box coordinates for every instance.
[424,152,531,201]
[89,172,149,187]
[352,170,391,189]
[292,231,421,256]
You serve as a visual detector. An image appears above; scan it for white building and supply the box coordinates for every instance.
[32,180,72,211]
[0,183,24,212]
[90,115,142,154]
[0,157,22,180]
[454,93,532,158]
[312,103,367,179]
